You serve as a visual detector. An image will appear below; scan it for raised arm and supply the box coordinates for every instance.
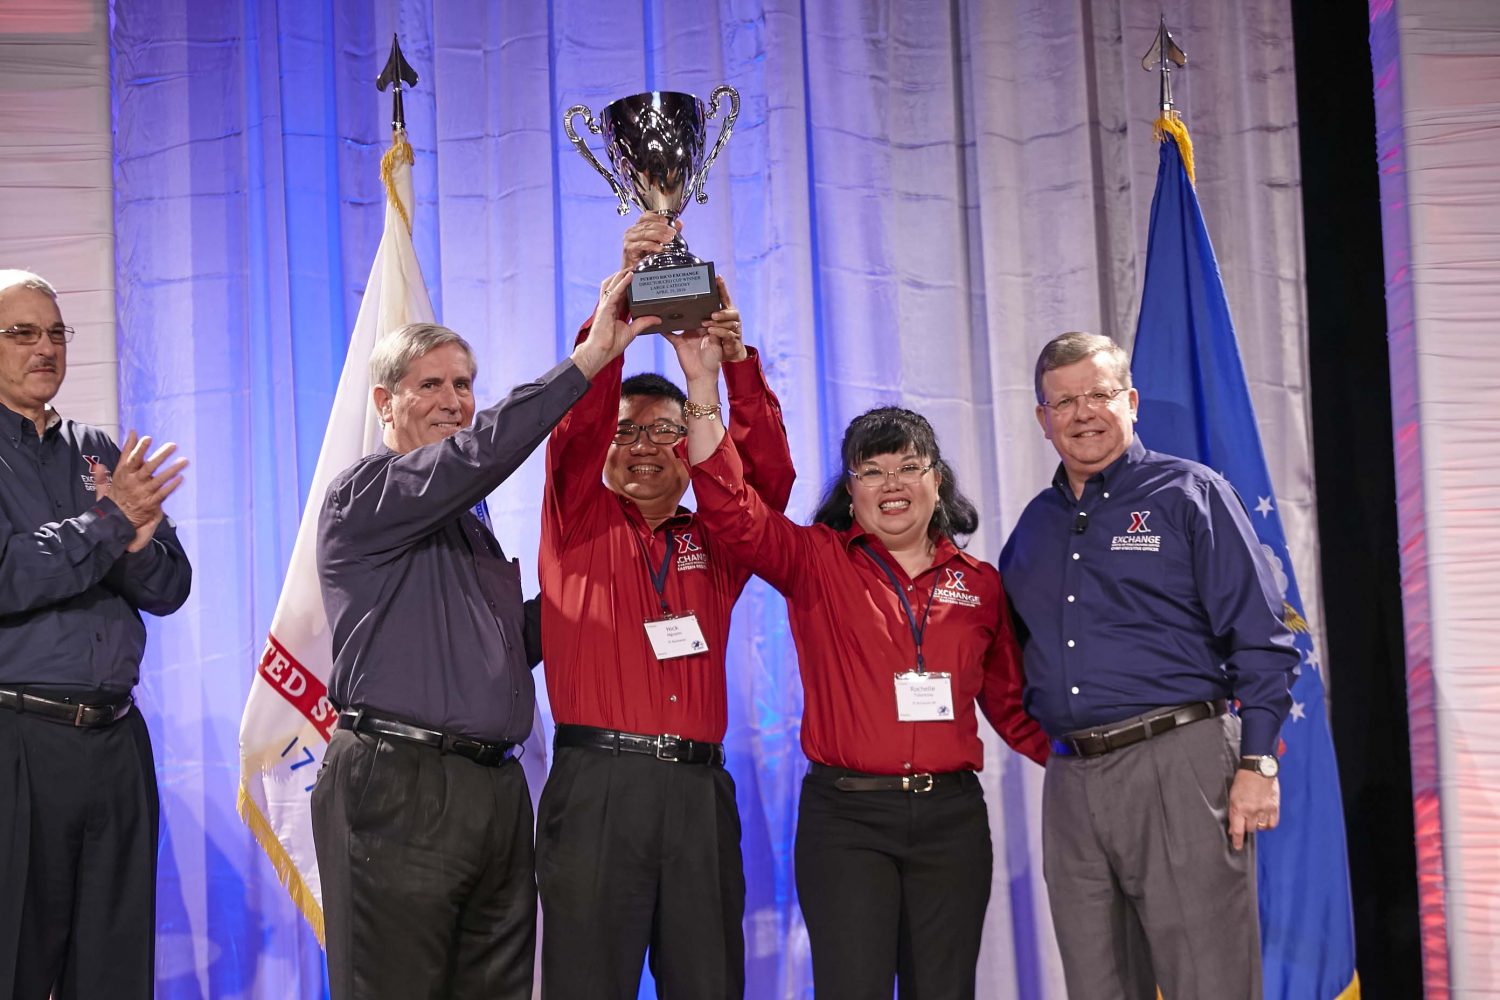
[712,280,795,512]
[542,325,622,535]
[544,218,677,537]
[687,430,812,595]
[335,272,655,558]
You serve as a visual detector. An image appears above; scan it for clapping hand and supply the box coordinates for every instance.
[92,432,188,552]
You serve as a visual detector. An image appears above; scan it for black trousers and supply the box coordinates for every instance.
[535,747,745,999]
[311,729,537,1000]
[795,766,993,1000]
[0,704,159,1000]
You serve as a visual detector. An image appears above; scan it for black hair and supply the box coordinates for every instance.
[811,406,980,542]
[620,372,687,407]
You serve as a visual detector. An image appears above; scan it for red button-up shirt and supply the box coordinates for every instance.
[538,345,794,743]
[691,434,1049,773]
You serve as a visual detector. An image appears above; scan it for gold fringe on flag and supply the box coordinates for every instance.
[1153,112,1196,187]
[380,129,416,235]
[237,782,327,947]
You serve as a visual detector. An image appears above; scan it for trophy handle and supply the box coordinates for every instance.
[564,104,633,217]
[693,85,740,205]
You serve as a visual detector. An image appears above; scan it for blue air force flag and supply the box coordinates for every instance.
[1130,117,1359,1000]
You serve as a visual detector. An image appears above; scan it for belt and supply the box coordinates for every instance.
[337,710,521,767]
[554,723,725,767]
[0,687,134,728]
[1052,698,1227,758]
[809,762,967,794]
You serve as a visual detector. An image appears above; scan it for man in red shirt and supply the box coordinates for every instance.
[536,217,794,998]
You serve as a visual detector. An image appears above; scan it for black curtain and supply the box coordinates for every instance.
[1291,0,1420,995]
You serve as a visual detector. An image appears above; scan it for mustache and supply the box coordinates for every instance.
[26,362,57,373]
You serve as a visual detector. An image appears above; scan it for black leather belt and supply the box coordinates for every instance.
[337,710,521,767]
[0,687,133,728]
[1052,698,1227,758]
[554,723,725,767]
[809,762,966,794]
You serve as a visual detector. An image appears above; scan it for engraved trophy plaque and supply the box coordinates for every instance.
[564,87,739,334]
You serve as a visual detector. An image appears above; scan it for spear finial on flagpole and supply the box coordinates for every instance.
[1141,14,1187,116]
[376,34,419,133]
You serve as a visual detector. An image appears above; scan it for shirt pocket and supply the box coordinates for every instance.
[477,555,525,655]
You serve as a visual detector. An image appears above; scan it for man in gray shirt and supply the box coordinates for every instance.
[0,269,192,1000]
[312,270,654,1000]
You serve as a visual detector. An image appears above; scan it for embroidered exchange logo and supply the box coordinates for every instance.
[80,454,106,494]
[675,531,709,572]
[1112,510,1161,553]
[934,567,981,607]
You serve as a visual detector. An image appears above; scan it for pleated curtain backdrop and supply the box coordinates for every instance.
[106,0,1314,996]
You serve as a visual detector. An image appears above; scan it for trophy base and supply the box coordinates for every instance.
[628,260,721,335]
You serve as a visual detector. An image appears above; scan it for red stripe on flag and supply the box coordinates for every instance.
[258,635,339,740]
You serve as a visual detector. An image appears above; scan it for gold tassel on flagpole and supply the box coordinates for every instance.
[1153,112,1196,187]
[380,130,416,234]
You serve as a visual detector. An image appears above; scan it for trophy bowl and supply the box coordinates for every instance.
[565,87,739,333]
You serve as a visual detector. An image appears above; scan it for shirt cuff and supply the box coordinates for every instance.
[83,497,138,548]
[1238,707,1281,757]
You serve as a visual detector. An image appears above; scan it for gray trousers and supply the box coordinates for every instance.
[1042,711,1261,1000]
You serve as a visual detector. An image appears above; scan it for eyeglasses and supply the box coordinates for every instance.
[1041,386,1129,415]
[847,463,933,489]
[612,421,688,446]
[0,324,74,346]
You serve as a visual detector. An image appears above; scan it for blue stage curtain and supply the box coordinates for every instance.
[109,1,1309,996]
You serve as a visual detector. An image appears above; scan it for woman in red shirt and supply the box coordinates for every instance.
[672,327,1048,999]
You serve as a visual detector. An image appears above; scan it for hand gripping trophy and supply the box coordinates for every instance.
[564,87,739,334]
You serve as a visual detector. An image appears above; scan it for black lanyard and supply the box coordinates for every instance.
[636,528,675,616]
[861,544,939,674]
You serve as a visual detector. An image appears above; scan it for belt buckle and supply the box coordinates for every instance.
[903,773,935,793]
[73,702,88,727]
[655,733,684,762]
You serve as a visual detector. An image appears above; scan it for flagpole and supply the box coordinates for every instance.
[238,35,435,950]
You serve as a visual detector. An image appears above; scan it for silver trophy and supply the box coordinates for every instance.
[564,87,739,333]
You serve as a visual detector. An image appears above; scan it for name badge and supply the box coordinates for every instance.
[894,671,955,722]
[643,613,709,661]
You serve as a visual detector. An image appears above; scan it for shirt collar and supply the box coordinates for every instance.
[0,401,60,441]
[618,493,694,533]
[1049,436,1148,501]
[840,524,983,571]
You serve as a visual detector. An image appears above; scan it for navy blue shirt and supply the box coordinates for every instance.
[0,404,192,693]
[998,437,1296,756]
[318,360,587,744]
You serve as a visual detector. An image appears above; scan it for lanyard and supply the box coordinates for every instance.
[636,528,675,616]
[861,543,939,674]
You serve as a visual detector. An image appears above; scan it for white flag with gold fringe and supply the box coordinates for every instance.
[237,128,434,942]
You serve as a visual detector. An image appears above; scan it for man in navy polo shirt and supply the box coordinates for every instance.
[0,269,192,1000]
[999,331,1297,1000]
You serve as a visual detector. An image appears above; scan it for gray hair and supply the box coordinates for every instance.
[369,322,477,392]
[1033,331,1131,403]
[0,270,58,301]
